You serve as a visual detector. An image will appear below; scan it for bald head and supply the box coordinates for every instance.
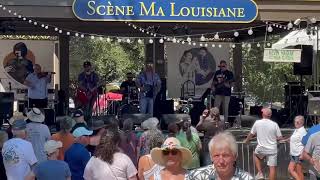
[261,108,272,119]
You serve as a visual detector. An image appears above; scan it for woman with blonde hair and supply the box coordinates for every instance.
[151,137,192,180]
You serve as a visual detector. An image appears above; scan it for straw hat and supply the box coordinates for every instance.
[27,108,45,123]
[151,137,192,168]
[9,112,27,125]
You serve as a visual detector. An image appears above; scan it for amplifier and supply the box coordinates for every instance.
[0,92,14,121]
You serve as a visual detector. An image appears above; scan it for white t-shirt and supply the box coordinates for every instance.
[290,126,307,156]
[2,138,38,180]
[83,152,137,180]
[251,119,282,154]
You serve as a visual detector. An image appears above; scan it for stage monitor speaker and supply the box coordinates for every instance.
[0,92,14,121]
[121,114,152,126]
[294,45,313,75]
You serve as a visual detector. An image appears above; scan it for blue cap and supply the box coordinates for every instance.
[72,127,93,138]
[12,119,27,130]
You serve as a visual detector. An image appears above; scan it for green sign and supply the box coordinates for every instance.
[263,48,302,63]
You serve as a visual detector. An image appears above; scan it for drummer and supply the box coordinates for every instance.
[120,72,138,103]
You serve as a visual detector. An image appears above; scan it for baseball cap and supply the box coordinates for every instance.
[72,127,93,138]
[12,119,27,130]
[73,109,84,118]
[83,61,91,67]
[44,140,62,154]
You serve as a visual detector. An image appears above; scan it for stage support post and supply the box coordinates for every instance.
[233,43,243,92]
[59,35,70,112]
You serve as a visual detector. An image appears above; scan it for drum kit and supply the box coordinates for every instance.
[118,86,140,116]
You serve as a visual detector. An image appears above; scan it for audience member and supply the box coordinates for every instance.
[288,116,307,180]
[0,131,8,180]
[84,131,137,180]
[26,108,51,162]
[51,116,75,160]
[139,118,162,157]
[7,112,26,139]
[119,119,139,167]
[167,122,179,138]
[243,108,283,180]
[65,126,92,180]
[302,118,320,180]
[25,140,71,180]
[2,120,37,180]
[176,119,201,169]
[151,137,192,180]
[138,130,165,180]
[188,132,253,179]
[71,109,88,133]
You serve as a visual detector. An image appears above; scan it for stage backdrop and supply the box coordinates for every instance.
[166,42,231,98]
[0,40,58,101]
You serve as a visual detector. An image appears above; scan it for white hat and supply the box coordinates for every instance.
[151,137,192,168]
[44,140,62,154]
[27,108,45,123]
[141,118,159,130]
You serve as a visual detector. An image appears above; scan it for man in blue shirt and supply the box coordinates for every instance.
[212,60,234,123]
[136,64,161,115]
[64,126,93,180]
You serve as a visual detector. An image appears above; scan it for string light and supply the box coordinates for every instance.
[137,39,143,44]
[287,22,293,29]
[267,26,273,32]
[106,37,111,42]
[211,44,215,48]
[257,43,261,47]
[80,34,85,38]
[172,37,177,43]
[159,38,164,43]
[66,32,70,36]
[149,39,154,44]
[234,31,239,37]
[232,44,236,48]
[117,38,122,43]
[192,42,196,46]
[99,36,103,40]
[200,35,206,41]
[75,33,79,37]
[218,44,222,48]
[59,29,63,34]
[214,33,219,40]
[187,37,192,42]
[91,35,95,40]
[248,28,253,35]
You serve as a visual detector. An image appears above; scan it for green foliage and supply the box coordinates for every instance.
[69,37,145,82]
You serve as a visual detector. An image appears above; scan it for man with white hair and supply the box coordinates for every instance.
[2,119,37,180]
[188,132,253,179]
[25,140,71,180]
[243,108,283,180]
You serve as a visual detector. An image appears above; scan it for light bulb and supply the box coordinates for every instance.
[117,38,122,43]
[257,43,261,47]
[212,44,215,48]
[149,39,153,44]
[287,22,293,29]
[59,30,62,34]
[106,37,111,42]
[247,43,251,48]
[214,33,219,40]
[248,28,253,35]
[91,35,95,39]
[126,39,131,43]
[205,43,208,47]
[181,41,185,45]
[80,34,85,38]
[66,32,70,36]
[54,27,58,31]
[200,35,206,41]
[172,38,177,43]
[159,38,164,43]
[99,37,103,40]
[232,44,236,48]
[192,42,196,46]
[187,37,191,42]
[267,26,273,32]
[75,33,79,37]
[45,26,49,29]
[138,39,143,44]
[218,44,222,48]
[234,31,239,37]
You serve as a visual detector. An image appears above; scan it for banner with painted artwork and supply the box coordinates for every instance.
[0,40,59,100]
[166,43,231,98]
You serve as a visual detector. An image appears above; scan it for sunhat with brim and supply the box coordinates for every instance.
[9,112,27,125]
[27,108,45,123]
[44,140,62,154]
[141,118,159,130]
[151,137,192,168]
[12,119,27,130]
[87,120,107,130]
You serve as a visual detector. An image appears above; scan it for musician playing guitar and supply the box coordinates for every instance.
[77,61,99,120]
[211,60,234,123]
[136,63,161,115]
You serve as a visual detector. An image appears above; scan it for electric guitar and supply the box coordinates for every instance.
[76,81,104,105]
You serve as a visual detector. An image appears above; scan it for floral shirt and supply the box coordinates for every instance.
[187,165,253,180]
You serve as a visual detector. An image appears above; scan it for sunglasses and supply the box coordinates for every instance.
[162,149,179,156]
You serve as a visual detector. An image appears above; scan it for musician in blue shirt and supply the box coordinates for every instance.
[136,64,161,115]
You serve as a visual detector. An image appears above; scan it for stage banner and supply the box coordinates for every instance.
[263,48,302,63]
[166,43,231,98]
[0,40,57,100]
[73,0,258,23]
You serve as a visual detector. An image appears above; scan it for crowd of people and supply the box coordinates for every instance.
[0,106,319,180]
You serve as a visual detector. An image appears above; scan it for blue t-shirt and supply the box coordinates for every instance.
[302,124,320,145]
[213,69,234,96]
[34,160,71,180]
[64,143,91,180]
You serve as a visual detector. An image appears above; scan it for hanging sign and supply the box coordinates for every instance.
[263,48,302,63]
[73,0,258,23]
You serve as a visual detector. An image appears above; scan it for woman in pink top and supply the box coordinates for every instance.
[83,131,137,180]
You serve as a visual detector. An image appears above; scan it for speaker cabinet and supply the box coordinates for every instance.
[294,45,313,75]
[0,92,14,121]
